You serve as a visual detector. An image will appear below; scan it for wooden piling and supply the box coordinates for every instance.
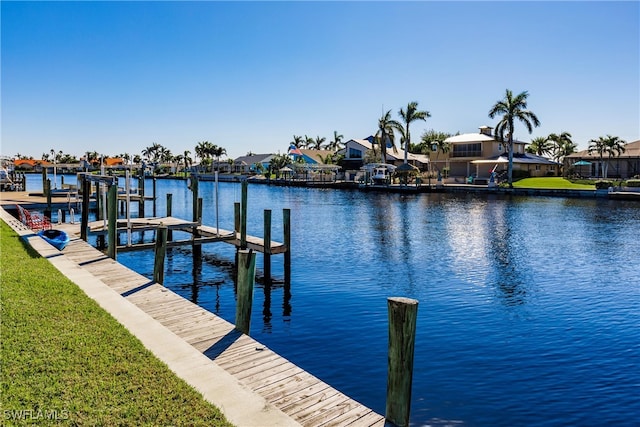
[190,174,199,223]
[240,180,248,250]
[152,177,157,217]
[81,177,90,241]
[166,193,173,242]
[138,175,145,217]
[235,249,256,335]
[263,209,272,281]
[107,184,118,260]
[96,181,103,219]
[386,297,419,427]
[193,197,203,259]
[283,208,291,283]
[234,202,240,234]
[234,201,241,271]
[153,225,168,285]
[45,179,52,219]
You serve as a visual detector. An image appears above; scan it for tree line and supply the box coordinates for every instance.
[14,89,628,182]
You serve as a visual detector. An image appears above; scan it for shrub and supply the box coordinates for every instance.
[513,169,531,179]
[625,179,640,187]
[595,180,613,189]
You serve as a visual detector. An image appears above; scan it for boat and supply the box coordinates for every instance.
[361,163,396,185]
[37,229,70,251]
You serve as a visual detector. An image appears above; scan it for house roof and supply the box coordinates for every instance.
[345,138,429,164]
[445,132,527,145]
[296,149,336,164]
[15,159,50,167]
[233,154,274,165]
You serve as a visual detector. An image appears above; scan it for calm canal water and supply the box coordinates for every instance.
[36,175,640,426]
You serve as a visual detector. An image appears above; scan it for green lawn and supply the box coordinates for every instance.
[0,221,233,426]
[512,177,595,189]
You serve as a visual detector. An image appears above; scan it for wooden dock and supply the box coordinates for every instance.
[47,221,385,426]
[85,216,287,254]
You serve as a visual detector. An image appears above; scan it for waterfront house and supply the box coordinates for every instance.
[438,126,558,179]
[342,137,429,170]
[289,148,336,165]
[231,154,275,174]
[565,140,640,179]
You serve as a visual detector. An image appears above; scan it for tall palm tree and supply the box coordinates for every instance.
[375,109,401,164]
[327,131,344,151]
[212,145,227,171]
[183,150,192,174]
[398,101,430,165]
[547,132,574,176]
[312,136,326,150]
[588,136,607,178]
[526,136,554,157]
[303,135,314,149]
[291,135,304,148]
[488,89,540,187]
[604,135,626,178]
[426,138,452,172]
[195,141,214,172]
[589,135,626,178]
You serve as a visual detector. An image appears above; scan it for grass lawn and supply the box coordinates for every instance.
[0,221,234,426]
[512,177,596,190]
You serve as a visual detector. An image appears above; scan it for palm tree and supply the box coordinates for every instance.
[327,131,344,151]
[547,132,574,176]
[312,136,326,150]
[375,109,401,165]
[195,141,214,172]
[604,135,626,178]
[291,135,304,148]
[589,135,626,178]
[488,89,541,187]
[303,135,314,149]
[398,101,430,165]
[526,136,554,157]
[212,145,227,171]
[183,150,192,174]
[425,137,452,173]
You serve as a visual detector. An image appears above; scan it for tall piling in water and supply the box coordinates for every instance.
[235,249,257,335]
[385,297,419,427]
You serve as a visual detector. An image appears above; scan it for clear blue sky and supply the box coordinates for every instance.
[2,1,638,160]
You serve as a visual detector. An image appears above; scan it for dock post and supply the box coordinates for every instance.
[283,208,291,283]
[42,167,47,193]
[96,181,103,219]
[81,177,90,241]
[152,177,157,217]
[234,202,241,271]
[385,297,419,427]
[193,197,202,259]
[235,249,256,335]
[107,184,118,260]
[264,209,272,281]
[138,175,145,217]
[234,202,240,234]
[45,179,52,220]
[166,193,173,242]
[153,225,168,285]
[240,180,248,249]
[190,174,199,223]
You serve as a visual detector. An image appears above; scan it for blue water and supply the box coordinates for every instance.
[33,175,640,426]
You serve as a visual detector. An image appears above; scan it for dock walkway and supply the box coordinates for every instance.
[1,206,385,427]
